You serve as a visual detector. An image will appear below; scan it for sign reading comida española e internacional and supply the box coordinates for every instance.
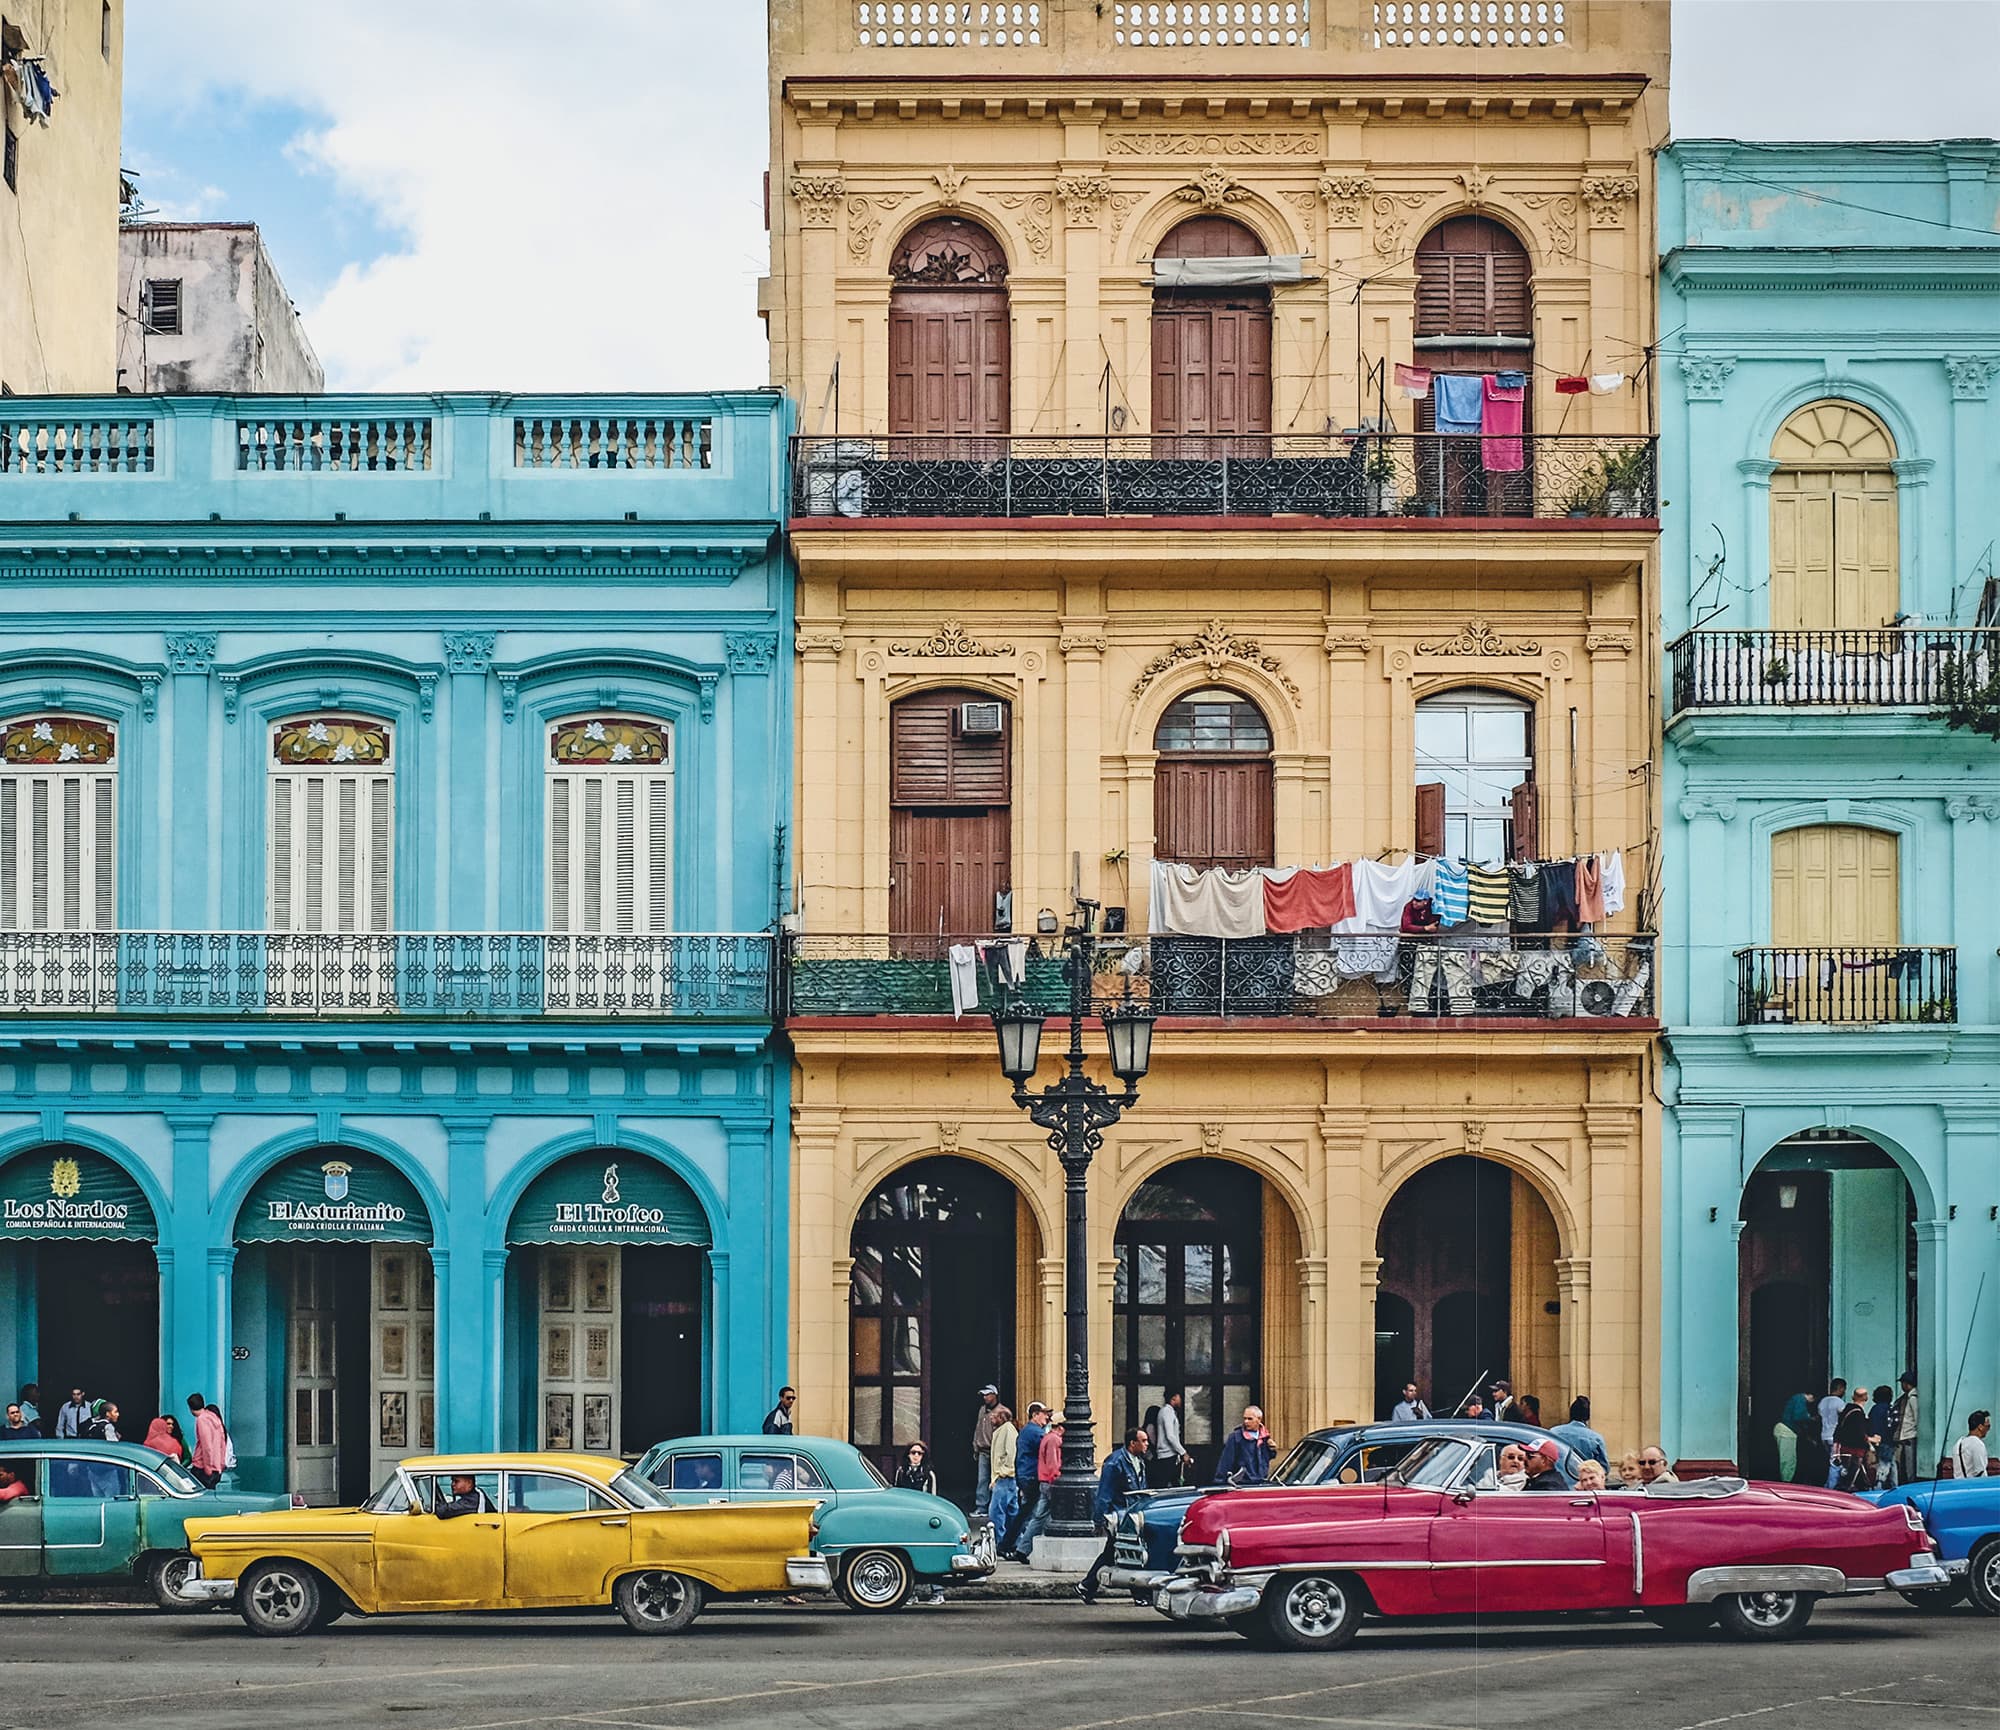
[0,1149,157,1241]
[235,1150,433,1244]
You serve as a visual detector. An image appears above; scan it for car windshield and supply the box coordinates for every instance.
[151,1455,204,1494]
[1271,1436,1342,1486]
[1390,1438,1478,1488]
[360,1472,413,1514]
[611,1469,671,1509]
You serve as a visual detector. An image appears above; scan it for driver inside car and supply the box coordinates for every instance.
[435,1473,493,1519]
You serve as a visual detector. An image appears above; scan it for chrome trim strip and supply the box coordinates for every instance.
[198,1531,372,1543]
[1629,1511,1643,1597]
[1684,1564,1846,1603]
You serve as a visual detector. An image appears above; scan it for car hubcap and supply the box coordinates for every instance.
[1981,1552,2000,1603]
[1740,1591,1794,1628]
[1284,1577,1344,1637]
[251,1572,307,1624]
[851,1555,903,1604]
[631,1572,686,1622]
[160,1557,196,1594]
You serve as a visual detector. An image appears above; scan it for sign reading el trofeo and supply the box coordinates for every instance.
[549,1165,668,1238]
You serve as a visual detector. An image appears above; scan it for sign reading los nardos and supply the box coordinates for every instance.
[0,1152,156,1241]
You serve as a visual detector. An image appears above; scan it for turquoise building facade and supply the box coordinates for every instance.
[0,393,792,1497]
[1659,142,2000,1475]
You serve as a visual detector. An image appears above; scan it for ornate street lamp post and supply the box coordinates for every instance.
[991,905,1155,1546]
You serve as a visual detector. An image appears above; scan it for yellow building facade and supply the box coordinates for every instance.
[770,0,1668,1492]
[0,0,121,393]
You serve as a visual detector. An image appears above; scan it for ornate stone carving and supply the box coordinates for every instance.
[788,173,844,229]
[1946,794,2000,824]
[415,671,439,721]
[725,632,780,675]
[933,164,968,207]
[1200,1121,1224,1156]
[1324,630,1371,658]
[164,633,218,675]
[844,193,912,263]
[1107,130,1318,158]
[1054,172,1113,226]
[1585,630,1635,656]
[1516,192,1579,260]
[1131,619,1301,706]
[1058,632,1108,655]
[1279,189,1318,237]
[135,673,160,720]
[217,673,241,720]
[994,193,1053,260]
[1680,355,1737,402]
[797,632,846,657]
[1175,163,1250,211]
[1415,619,1541,658]
[696,673,718,723]
[889,620,1013,658]
[1107,192,1144,235]
[443,632,496,673]
[1317,172,1372,226]
[1678,794,1740,824]
[1462,1118,1487,1154]
[1371,192,1428,258]
[938,1120,962,1154]
[1944,354,2000,400]
[1454,169,1494,205]
[1580,173,1639,226]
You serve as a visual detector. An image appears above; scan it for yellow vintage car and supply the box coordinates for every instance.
[178,1452,831,1636]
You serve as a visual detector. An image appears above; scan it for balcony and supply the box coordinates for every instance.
[1734,946,1957,1027]
[1670,629,1999,714]
[0,932,775,1021]
[786,932,1654,1022]
[790,433,1656,525]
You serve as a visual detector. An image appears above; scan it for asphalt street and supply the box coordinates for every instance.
[2,1594,1995,1730]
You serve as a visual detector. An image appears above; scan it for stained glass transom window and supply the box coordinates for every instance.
[0,717,116,766]
[550,717,670,766]
[273,717,393,765]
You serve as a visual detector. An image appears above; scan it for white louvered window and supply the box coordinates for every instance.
[0,716,117,931]
[267,717,395,933]
[546,717,673,934]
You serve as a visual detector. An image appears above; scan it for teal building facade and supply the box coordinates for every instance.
[1659,142,2000,1474]
[0,394,792,1497]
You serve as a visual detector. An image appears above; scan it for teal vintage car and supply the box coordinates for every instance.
[0,1437,294,1607]
[633,1434,995,1611]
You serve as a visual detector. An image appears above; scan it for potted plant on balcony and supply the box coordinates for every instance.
[1930,638,2000,740]
[1559,467,1609,519]
[1363,441,1400,517]
[1598,442,1652,517]
[1762,655,1793,689]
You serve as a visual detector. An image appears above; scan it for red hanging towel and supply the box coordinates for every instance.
[1394,363,1433,398]
[1555,375,1588,395]
[1263,865,1357,933]
[1482,374,1525,472]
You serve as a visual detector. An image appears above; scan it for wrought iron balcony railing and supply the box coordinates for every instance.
[1671,629,2000,713]
[786,932,1654,1021]
[1735,946,1957,1027]
[789,433,1657,523]
[0,932,775,1020]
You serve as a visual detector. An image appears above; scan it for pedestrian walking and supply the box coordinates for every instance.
[188,1392,228,1488]
[1152,1392,1188,1487]
[81,1400,120,1442]
[1832,1388,1875,1492]
[1214,1404,1276,1484]
[55,1387,88,1439]
[143,1414,188,1464]
[1817,1379,1849,1488]
[971,1384,1002,1517]
[1077,1427,1149,1604]
[1011,1412,1065,1560]
[987,1405,1020,1552]
[1003,1402,1049,1561]
[1391,1382,1432,1422]
[1951,1411,1991,1480]
[761,1386,797,1435]
[1549,1396,1609,1469]
[1866,1385,1895,1487]
[1890,1373,1919,1487]
[1776,1391,1811,1483]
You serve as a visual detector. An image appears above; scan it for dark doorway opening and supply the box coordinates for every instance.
[622,1245,705,1453]
[1375,1156,1514,1418]
[36,1242,159,1435]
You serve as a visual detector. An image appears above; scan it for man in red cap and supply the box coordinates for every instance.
[1521,1438,1566,1491]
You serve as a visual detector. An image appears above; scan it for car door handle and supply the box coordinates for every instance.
[1569,1497,1598,1507]
[707,1497,728,1505]
[599,1517,628,1527]
[473,1519,501,1528]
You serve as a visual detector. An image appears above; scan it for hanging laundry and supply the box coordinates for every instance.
[1394,363,1433,398]
[1154,862,1267,939]
[1263,864,1356,934]
[1494,369,1528,390]
[1464,865,1510,925]
[1481,373,1525,472]
[947,944,980,1019]
[1575,855,1606,923]
[1555,375,1589,395]
[1541,859,1581,930]
[1599,850,1626,917]
[995,938,1029,986]
[1434,374,1485,436]
[1588,373,1627,395]
[1507,863,1543,928]
[1429,860,1469,925]
[9,57,54,124]
[1339,857,1419,932]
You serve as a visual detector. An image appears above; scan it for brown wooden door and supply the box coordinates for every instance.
[890,807,1011,941]
[1413,216,1533,515]
[1151,304,1271,445]
[1153,757,1274,872]
[889,292,1010,451]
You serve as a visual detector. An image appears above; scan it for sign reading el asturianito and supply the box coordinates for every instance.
[235,1150,433,1244]
[0,1149,157,1242]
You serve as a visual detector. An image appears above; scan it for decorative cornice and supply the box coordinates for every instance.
[724,632,780,676]
[789,172,845,228]
[1666,248,2000,295]
[1680,355,1737,402]
[1944,354,2000,400]
[164,633,218,675]
[1131,619,1301,707]
[443,632,496,674]
[1580,172,1639,226]
[1585,630,1635,656]
[888,620,1013,658]
[1317,172,1372,226]
[1175,163,1250,211]
[1106,129,1318,159]
[696,674,718,723]
[1678,793,1740,823]
[1058,632,1108,656]
[932,164,968,208]
[1415,618,1540,658]
[797,631,846,658]
[1946,794,2000,824]
[1054,172,1113,227]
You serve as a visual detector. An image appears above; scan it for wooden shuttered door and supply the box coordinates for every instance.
[1414,781,1447,859]
[890,689,1011,940]
[1153,758,1275,872]
[1151,215,1272,453]
[1769,469,1899,629]
[0,769,115,930]
[1771,824,1898,946]
[548,769,672,934]
[1414,216,1533,515]
[1508,781,1540,864]
[888,296,1010,443]
[269,769,394,933]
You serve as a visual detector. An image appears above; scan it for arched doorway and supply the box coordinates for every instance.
[505,1149,710,1456]
[889,686,1011,944]
[889,216,1010,453]
[230,1147,434,1504]
[1413,215,1533,515]
[1152,687,1274,872]
[1152,215,1272,457]
[1769,402,1898,629]
[0,1145,159,1432]
[1113,1160,1268,1483]
[1739,1131,1915,1481]
[1374,1156,1561,1419]
[849,1156,1025,1503]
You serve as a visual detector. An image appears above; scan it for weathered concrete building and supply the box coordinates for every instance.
[118,222,324,394]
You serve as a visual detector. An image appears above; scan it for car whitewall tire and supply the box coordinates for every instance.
[839,1549,914,1613]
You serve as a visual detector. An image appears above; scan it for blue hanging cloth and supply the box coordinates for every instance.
[1434,373,1485,435]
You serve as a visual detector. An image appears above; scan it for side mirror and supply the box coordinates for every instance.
[1452,1489,1477,1506]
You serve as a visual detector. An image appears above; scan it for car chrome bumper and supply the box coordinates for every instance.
[785,1557,834,1591]
[1885,1563,1952,1592]
[173,1566,237,1605]
[950,1551,995,1575]
[1103,1565,1172,1594]
[1154,1577,1262,1623]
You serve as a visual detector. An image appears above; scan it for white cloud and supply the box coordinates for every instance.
[134,1,771,391]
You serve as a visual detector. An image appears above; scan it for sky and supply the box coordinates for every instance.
[121,1,2000,393]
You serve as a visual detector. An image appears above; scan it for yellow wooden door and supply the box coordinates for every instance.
[1769,404,1899,629]
[1771,825,1898,944]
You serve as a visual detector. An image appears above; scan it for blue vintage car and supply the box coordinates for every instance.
[1102,1420,1583,1597]
[633,1433,995,1611]
[0,1437,294,1607]
[1864,1477,2000,1614]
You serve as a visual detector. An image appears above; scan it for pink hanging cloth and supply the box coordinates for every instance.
[1481,374,1525,472]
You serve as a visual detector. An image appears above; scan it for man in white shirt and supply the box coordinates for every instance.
[1152,1392,1188,1487]
[1391,1383,1432,1423]
[1891,1373,1920,1487]
[1818,1379,1849,1488]
[1953,1411,1991,1480]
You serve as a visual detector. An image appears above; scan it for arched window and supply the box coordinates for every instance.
[1771,823,1897,947]
[1151,215,1272,454]
[888,216,1010,447]
[889,686,1011,940]
[1414,216,1533,515]
[0,715,116,930]
[1153,687,1274,871]
[1769,402,1899,629]
[1414,689,1533,863]
[268,716,393,932]
[546,716,673,934]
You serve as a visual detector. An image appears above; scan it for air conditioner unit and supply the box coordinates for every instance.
[955,701,1004,738]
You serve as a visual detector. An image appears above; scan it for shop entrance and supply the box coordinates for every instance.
[508,1152,714,1458]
